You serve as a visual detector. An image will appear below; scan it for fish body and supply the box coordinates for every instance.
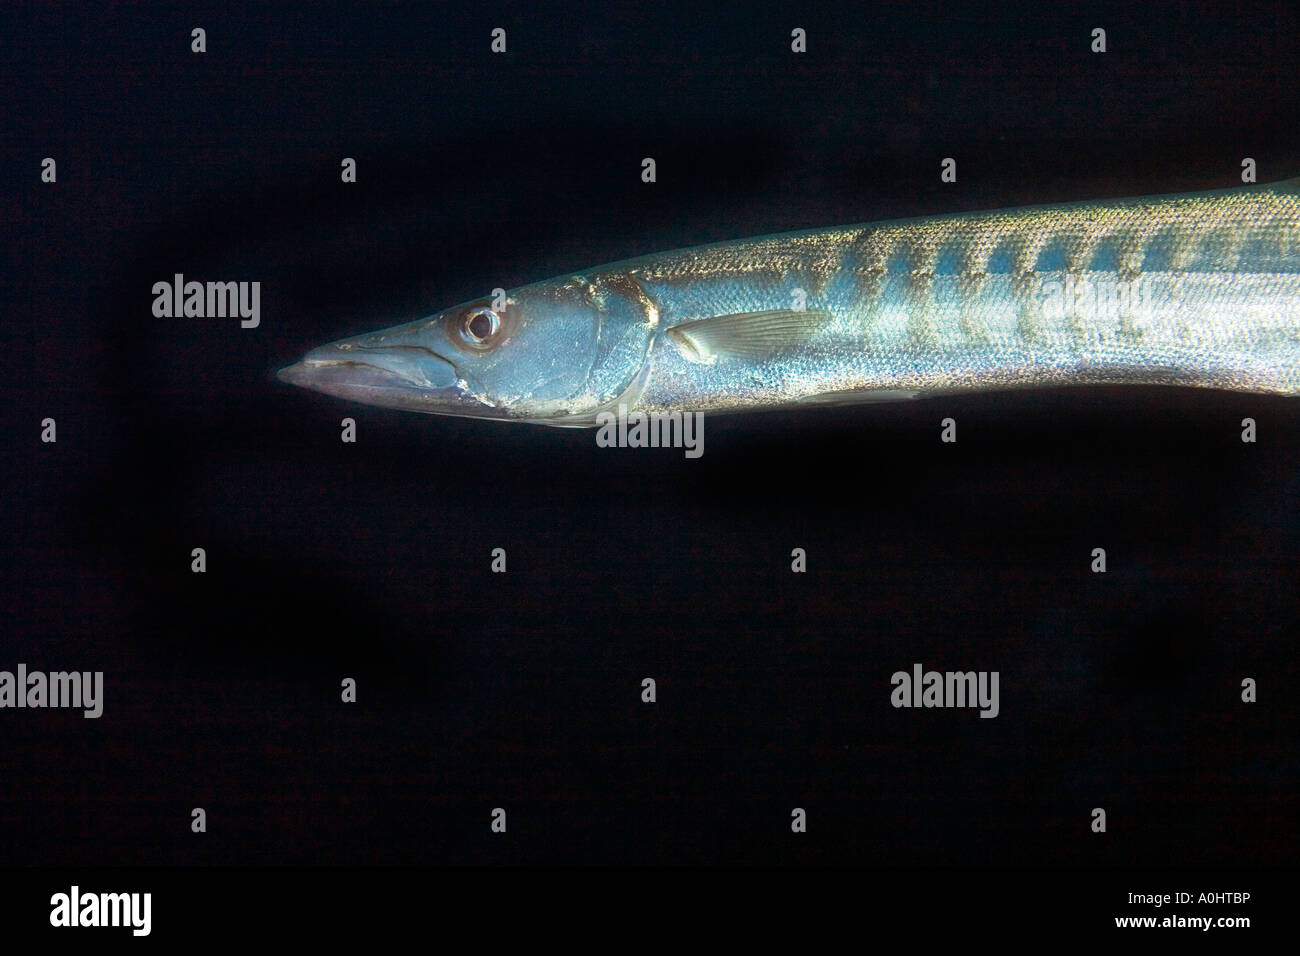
[280,177,1300,424]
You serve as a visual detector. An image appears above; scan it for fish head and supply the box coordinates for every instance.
[278,272,658,424]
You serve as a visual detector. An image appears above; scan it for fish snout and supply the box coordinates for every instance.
[277,334,485,414]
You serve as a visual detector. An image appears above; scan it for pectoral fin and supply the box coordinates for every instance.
[666,309,832,363]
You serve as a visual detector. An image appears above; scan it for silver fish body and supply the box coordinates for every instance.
[280,177,1300,425]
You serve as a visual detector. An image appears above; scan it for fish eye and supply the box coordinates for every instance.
[459,307,500,347]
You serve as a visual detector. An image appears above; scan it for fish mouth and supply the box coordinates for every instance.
[278,341,490,415]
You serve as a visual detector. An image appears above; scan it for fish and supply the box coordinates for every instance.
[278,177,1300,426]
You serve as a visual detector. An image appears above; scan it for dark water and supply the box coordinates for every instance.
[2,1,1297,871]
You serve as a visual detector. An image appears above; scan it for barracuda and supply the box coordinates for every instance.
[279,177,1300,425]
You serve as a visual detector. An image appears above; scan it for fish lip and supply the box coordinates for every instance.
[277,357,416,390]
[283,339,459,383]
[276,356,436,396]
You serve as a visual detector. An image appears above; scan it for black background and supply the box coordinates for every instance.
[3,0,1298,875]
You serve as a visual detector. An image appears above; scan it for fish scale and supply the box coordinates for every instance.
[625,180,1300,415]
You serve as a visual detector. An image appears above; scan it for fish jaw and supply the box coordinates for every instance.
[277,336,495,417]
